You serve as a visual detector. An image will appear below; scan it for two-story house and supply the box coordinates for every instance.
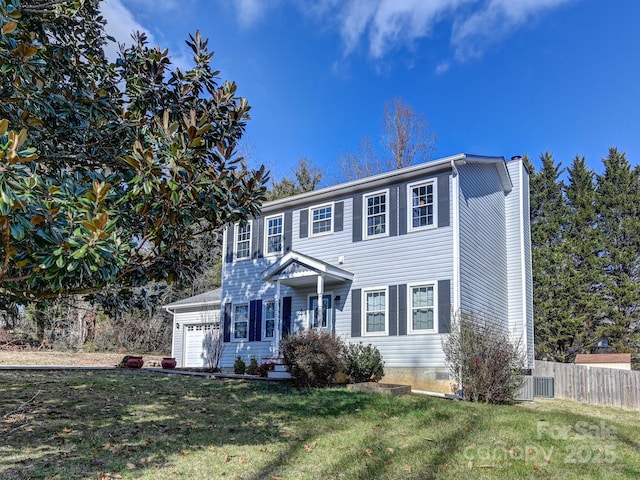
[167,153,533,392]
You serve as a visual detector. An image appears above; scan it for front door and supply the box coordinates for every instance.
[309,294,332,330]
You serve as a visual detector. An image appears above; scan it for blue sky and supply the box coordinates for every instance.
[102,0,640,185]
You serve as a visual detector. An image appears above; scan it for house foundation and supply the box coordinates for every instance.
[382,367,454,394]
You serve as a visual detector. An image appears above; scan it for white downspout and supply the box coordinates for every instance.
[451,158,462,396]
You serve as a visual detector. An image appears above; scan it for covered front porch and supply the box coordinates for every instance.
[261,251,354,354]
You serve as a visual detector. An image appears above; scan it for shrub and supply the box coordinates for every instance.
[256,361,275,377]
[442,312,526,404]
[281,330,343,387]
[342,342,385,383]
[246,357,259,375]
[233,356,246,375]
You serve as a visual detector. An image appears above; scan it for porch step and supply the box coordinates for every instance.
[268,364,291,379]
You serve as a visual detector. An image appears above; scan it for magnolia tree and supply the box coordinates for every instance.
[0,0,267,308]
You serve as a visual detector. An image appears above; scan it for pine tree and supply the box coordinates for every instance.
[564,156,605,353]
[595,148,640,352]
[529,152,576,361]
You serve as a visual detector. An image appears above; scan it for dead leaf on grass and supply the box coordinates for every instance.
[403,465,412,473]
[125,462,136,470]
[386,447,394,454]
[364,448,372,456]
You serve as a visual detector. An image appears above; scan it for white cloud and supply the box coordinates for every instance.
[312,0,575,71]
[235,0,279,28]
[452,0,575,61]
[100,0,154,60]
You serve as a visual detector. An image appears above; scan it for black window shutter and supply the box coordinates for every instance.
[284,212,293,252]
[351,288,361,337]
[352,194,362,242]
[249,300,262,342]
[389,186,398,237]
[398,184,407,235]
[252,218,263,259]
[438,279,451,333]
[388,285,398,336]
[299,209,308,239]
[438,175,450,228]
[398,284,407,335]
[334,201,344,232]
[225,225,235,263]
[282,296,292,336]
[223,303,231,342]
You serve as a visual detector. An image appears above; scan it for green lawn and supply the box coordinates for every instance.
[0,370,638,479]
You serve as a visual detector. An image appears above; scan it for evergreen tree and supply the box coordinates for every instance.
[595,148,640,352]
[564,156,605,352]
[529,152,575,361]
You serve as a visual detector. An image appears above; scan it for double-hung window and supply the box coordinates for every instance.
[233,304,249,341]
[362,287,388,336]
[265,214,283,255]
[263,300,275,339]
[235,223,251,260]
[409,181,435,230]
[364,190,388,238]
[409,283,436,333]
[310,203,333,236]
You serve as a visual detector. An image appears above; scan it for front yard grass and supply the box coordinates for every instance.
[1,370,638,479]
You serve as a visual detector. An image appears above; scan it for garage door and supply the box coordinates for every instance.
[183,323,219,367]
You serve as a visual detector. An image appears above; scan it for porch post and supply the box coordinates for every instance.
[316,274,324,328]
[274,280,281,357]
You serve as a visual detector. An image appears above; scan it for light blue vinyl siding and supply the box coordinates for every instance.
[505,160,534,367]
[458,163,509,329]
[221,174,454,369]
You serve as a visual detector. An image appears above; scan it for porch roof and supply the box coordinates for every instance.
[262,251,354,287]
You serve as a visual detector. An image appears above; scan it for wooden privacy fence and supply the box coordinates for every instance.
[534,360,640,410]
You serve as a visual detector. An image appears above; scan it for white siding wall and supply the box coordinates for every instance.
[221,173,454,369]
[457,163,509,328]
[171,305,221,367]
[505,159,534,368]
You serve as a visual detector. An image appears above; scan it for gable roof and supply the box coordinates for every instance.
[261,153,512,213]
[262,251,354,287]
[163,288,221,310]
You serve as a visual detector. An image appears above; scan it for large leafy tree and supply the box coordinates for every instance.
[0,0,267,304]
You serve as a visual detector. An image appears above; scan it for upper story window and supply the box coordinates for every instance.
[235,223,251,260]
[409,180,436,231]
[233,303,249,341]
[362,287,388,336]
[409,283,436,333]
[265,214,283,255]
[310,203,333,236]
[364,190,388,238]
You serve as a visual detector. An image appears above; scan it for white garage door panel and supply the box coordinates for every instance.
[184,323,218,367]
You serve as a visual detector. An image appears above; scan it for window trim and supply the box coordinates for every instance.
[264,214,284,256]
[407,282,438,334]
[363,188,390,240]
[407,179,437,232]
[307,292,333,331]
[262,300,276,339]
[231,303,249,342]
[361,286,389,337]
[308,202,334,237]
[234,222,252,261]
